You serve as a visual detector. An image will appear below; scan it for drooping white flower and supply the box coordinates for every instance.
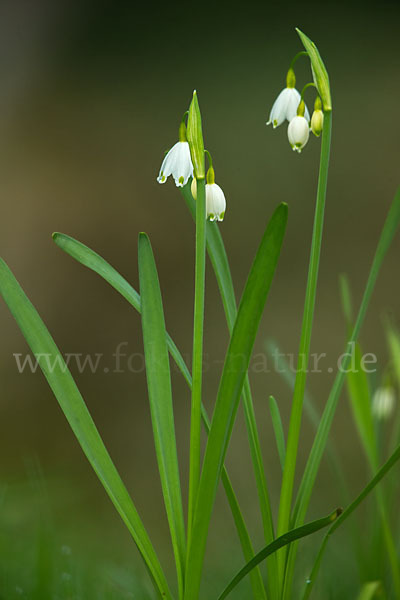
[157,140,193,187]
[191,170,226,222]
[372,386,396,420]
[267,68,310,128]
[287,116,310,153]
[267,88,310,128]
[205,183,226,221]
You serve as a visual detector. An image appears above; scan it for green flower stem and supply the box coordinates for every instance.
[289,51,308,71]
[187,177,207,549]
[276,110,332,589]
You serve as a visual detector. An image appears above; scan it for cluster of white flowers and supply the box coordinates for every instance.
[157,117,226,222]
[267,67,323,153]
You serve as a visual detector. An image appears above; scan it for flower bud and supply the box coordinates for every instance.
[287,116,310,153]
[311,96,324,137]
[187,91,205,179]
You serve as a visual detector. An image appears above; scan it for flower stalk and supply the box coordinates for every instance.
[187,92,206,553]
[277,108,332,593]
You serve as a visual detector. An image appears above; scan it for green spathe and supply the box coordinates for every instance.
[187,90,205,179]
[296,28,332,111]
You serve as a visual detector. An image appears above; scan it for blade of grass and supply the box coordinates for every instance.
[284,186,400,598]
[138,233,186,599]
[0,258,173,600]
[182,183,278,599]
[53,232,266,599]
[184,203,288,599]
[268,396,286,470]
[302,439,400,599]
[217,508,341,600]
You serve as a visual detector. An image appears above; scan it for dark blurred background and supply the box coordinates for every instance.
[1,0,400,597]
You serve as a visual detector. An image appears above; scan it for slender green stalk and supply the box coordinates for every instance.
[302,440,400,599]
[184,204,288,600]
[218,508,341,600]
[276,110,332,584]
[187,177,207,548]
[181,185,278,597]
[284,186,400,599]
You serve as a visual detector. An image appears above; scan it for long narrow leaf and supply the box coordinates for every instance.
[53,231,266,599]
[53,232,192,388]
[218,508,341,600]
[0,258,172,600]
[269,396,286,470]
[302,440,400,599]
[184,203,288,599]
[138,233,186,598]
[284,186,400,597]
[182,183,278,598]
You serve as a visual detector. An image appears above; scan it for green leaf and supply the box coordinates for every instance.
[218,508,341,600]
[296,28,332,111]
[0,258,172,600]
[269,396,286,470]
[182,183,277,598]
[357,582,383,600]
[53,231,266,599]
[384,320,400,451]
[138,233,186,598]
[302,439,400,599]
[52,232,192,388]
[285,186,400,597]
[346,342,377,467]
[184,202,288,599]
[339,273,354,325]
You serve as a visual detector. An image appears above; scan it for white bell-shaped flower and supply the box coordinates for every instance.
[191,166,226,222]
[205,183,226,222]
[267,68,310,128]
[288,116,310,153]
[268,88,311,128]
[157,140,193,187]
[372,386,396,420]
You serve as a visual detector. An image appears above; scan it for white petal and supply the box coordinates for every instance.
[267,88,291,128]
[285,88,302,122]
[157,141,180,184]
[206,183,226,221]
[304,102,310,123]
[287,116,310,152]
[173,142,194,187]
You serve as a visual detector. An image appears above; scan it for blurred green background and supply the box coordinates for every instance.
[1,0,400,597]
